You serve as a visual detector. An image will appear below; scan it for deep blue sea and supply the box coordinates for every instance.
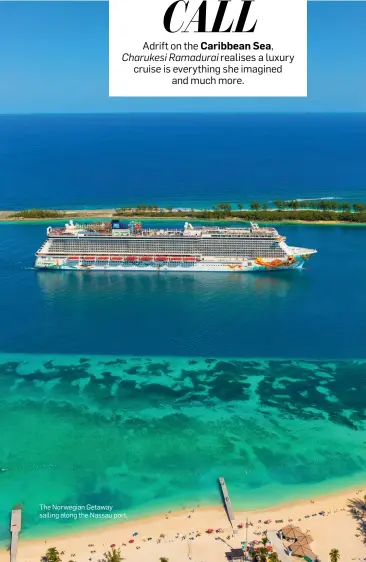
[1,221,366,359]
[0,114,365,541]
[0,113,365,209]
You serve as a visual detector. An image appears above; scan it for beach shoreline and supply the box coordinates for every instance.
[2,484,365,562]
[1,208,366,226]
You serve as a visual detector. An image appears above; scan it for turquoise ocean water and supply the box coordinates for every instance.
[0,220,365,541]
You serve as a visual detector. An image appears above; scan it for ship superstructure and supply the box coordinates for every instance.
[35,220,317,272]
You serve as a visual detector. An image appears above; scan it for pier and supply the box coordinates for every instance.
[10,507,22,562]
[218,477,236,529]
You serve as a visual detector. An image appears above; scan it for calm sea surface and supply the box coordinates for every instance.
[0,114,365,541]
[0,220,365,540]
[0,113,365,209]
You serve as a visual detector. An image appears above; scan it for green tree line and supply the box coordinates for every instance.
[10,209,66,219]
[116,200,366,214]
[114,204,366,223]
[8,199,366,223]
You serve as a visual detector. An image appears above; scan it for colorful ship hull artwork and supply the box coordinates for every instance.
[35,220,317,273]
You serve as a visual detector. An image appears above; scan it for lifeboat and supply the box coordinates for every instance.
[97,256,109,261]
[170,257,182,261]
[111,256,122,261]
[68,256,80,260]
[140,256,153,261]
[183,257,197,261]
[125,256,136,261]
[84,256,96,260]
[155,256,167,261]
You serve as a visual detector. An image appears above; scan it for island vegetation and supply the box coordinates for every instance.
[10,208,66,219]
[41,546,125,562]
[113,199,366,223]
[329,548,340,562]
[3,199,366,223]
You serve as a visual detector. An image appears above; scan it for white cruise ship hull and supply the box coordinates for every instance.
[35,256,307,272]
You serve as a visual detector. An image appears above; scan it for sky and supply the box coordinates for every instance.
[0,1,365,113]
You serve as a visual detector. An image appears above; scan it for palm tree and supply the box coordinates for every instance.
[160,558,169,562]
[261,537,269,547]
[288,200,300,210]
[99,547,124,562]
[262,203,269,211]
[268,553,279,562]
[339,202,350,212]
[273,200,284,210]
[237,203,243,210]
[320,200,331,212]
[44,548,61,562]
[250,201,260,211]
[329,548,340,562]
[216,202,232,212]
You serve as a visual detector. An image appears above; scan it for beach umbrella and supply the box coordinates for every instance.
[128,540,134,544]
[297,533,313,545]
[281,525,303,539]
[290,543,316,558]
[110,544,116,547]
[133,532,139,536]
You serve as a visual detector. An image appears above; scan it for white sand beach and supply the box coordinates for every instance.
[1,486,365,562]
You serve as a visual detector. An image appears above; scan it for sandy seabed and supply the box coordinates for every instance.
[1,486,365,562]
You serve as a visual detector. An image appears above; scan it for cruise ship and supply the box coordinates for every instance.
[35,220,317,272]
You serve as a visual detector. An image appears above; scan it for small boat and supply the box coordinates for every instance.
[125,256,137,261]
[83,256,96,260]
[97,256,109,261]
[155,256,167,261]
[111,257,122,261]
[68,256,80,260]
[183,257,196,261]
[140,256,153,261]
[170,256,182,261]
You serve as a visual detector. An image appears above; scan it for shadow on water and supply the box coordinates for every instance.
[36,269,307,299]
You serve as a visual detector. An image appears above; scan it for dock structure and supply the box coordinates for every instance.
[218,477,236,529]
[10,508,22,562]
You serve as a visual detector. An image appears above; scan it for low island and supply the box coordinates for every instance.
[1,199,366,224]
